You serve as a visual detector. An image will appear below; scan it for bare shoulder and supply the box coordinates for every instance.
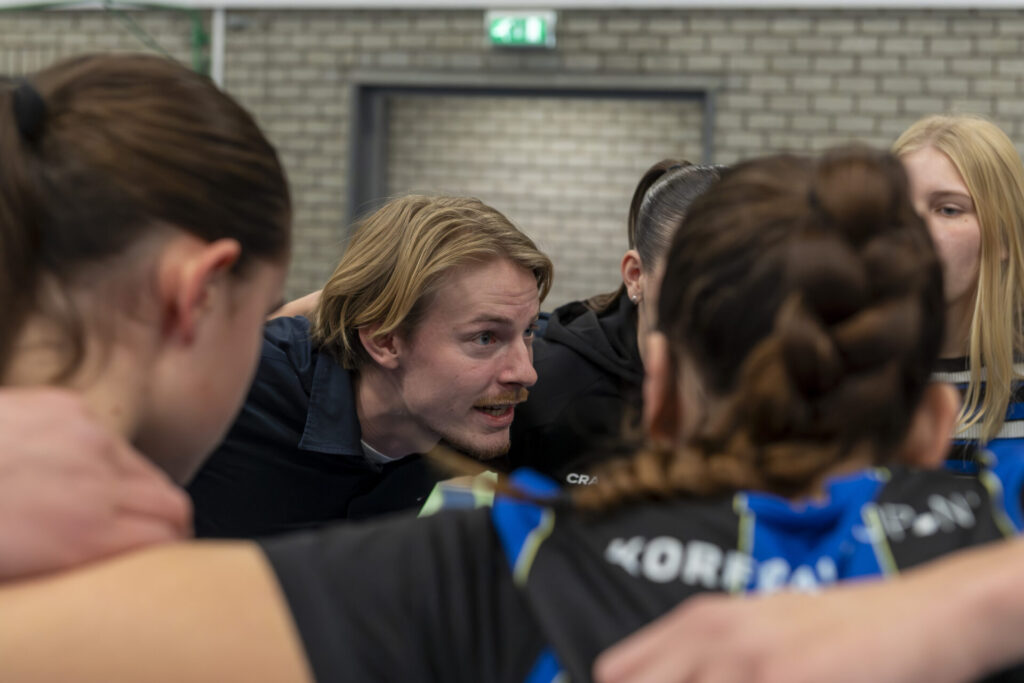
[0,542,313,683]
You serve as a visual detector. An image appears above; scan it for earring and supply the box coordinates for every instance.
[631,293,641,304]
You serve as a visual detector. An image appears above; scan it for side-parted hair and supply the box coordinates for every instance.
[587,160,724,313]
[577,146,944,507]
[0,53,291,380]
[312,195,553,369]
[893,115,1024,444]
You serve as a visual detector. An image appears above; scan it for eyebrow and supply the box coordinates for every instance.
[929,190,973,204]
[464,315,518,327]
[463,312,540,327]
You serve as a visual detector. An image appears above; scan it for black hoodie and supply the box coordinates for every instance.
[507,290,644,482]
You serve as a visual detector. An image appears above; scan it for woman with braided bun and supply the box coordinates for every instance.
[894,115,1024,465]
[4,146,1024,683]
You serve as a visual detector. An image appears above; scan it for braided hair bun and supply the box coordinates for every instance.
[577,146,944,508]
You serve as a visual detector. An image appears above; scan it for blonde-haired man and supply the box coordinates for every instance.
[188,195,552,537]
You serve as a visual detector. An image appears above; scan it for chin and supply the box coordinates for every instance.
[441,433,511,461]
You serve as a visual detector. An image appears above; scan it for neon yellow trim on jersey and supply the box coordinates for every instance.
[861,504,898,576]
[418,486,445,517]
[513,508,556,587]
[978,468,1018,538]
[731,493,754,594]
[472,471,499,507]
[418,471,499,517]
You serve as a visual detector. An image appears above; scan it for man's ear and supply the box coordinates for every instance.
[898,383,960,469]
[358,323,402,370]
[642,332,682,444]
[160,237,241,345]
[621,249,644,302]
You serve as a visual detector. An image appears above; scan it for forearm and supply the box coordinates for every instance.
[906,538,1024,681]
[269,290,321,320]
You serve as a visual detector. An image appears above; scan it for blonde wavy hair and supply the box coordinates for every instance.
[893,115,1024,444]
[312,195,553,369]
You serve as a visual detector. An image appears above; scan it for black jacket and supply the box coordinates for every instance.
[508,291,644,482]
[187,316,440,538]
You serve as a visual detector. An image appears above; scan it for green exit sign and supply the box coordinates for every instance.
[486,11,556,49]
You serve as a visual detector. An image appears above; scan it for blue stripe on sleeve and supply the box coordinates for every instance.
[523,647,565,683]
[491,469,560,570]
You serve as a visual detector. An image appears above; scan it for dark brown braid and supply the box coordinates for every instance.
[576,146,944,509]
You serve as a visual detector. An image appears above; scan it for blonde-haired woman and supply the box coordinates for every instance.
[894,115,1024,462]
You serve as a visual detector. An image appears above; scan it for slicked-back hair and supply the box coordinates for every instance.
[587,160,723,314]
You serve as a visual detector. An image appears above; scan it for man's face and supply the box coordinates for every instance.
[394,257,540,459]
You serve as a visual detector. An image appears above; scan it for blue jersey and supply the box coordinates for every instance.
[493,462,1024,682]
[260,460,1024,683]
[933,358,1024,468]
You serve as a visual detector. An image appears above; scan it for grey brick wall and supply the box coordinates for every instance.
[387,94,702,306]
[3,7,1024,303]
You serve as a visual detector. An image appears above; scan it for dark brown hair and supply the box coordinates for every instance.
[576,146,944,507]
[0,54,291,379]
[587,160,723,313]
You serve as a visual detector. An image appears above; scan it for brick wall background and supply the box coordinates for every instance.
[2,7,1023,304]
[388,95,703,304]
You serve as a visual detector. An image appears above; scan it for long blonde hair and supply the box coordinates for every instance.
[893,115,1024,444]
[312,195,553,369]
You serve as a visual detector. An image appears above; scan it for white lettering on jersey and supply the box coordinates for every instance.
[682,541,722,589]
[605,536,840,593]
[874,491,980,542]
[604,536,645,576]
[642,537,685,583]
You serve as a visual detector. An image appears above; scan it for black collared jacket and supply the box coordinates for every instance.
[187,316,440,539]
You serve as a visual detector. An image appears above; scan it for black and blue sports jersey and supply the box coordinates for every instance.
[260,459,1024,683]
[933,358,1024,468]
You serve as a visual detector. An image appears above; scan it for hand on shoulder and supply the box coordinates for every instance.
[0,388,191,581]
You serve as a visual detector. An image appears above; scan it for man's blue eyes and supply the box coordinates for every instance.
[473,327,537,346]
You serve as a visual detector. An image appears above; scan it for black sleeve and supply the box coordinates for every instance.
[259,509,546,683]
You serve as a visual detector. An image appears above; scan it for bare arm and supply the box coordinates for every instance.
[0,542,312,683]
[269,290,321,320]
[594,538,1024,683]
[0,388,190,581]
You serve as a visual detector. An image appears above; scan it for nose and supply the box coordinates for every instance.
[501,337,538,388]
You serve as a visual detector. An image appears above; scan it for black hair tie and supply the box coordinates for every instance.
[11,80,47,144]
